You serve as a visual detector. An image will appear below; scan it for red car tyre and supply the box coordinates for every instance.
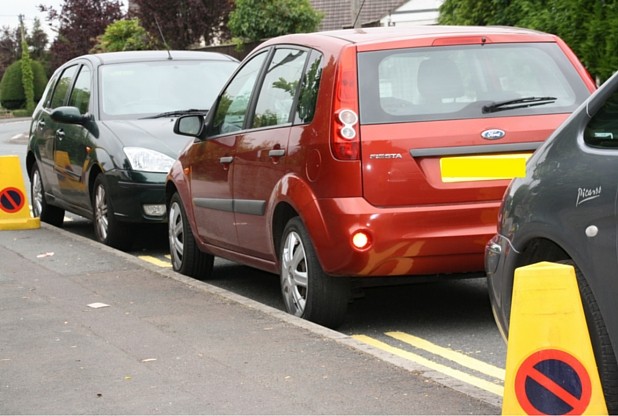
[168,192,214,279]
[280,217,350,328]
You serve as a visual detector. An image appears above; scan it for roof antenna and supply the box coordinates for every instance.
[352,0,367,28]
[154,16,173,60]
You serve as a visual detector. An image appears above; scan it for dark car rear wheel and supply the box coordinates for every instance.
[30,161,64,226]
[168,192,214,279]
[280,217,350,329]
[562,260,618,413]
[92,174,134,251]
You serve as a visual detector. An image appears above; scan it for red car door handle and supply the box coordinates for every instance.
[219,156,234,164]
[268,149,286,157]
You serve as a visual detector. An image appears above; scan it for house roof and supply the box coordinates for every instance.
[310,0,408,31]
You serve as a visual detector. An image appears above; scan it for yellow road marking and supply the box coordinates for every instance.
[386,331,505,381]
[138,255,172,268]
[352,334,504,396]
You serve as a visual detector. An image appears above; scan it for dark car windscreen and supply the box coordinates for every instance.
[357,43,590,124]
[99,60,238,120]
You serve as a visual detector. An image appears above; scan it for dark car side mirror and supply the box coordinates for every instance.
[50,106,99,137]
[174,115,206,138]
[50,106,93,125]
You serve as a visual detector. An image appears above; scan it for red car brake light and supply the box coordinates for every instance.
[432,36,492,46]
[332,46,360,161]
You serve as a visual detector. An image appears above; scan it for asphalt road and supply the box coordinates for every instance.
[1,118,507,409]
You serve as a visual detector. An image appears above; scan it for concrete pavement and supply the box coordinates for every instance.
[0,223,500,414]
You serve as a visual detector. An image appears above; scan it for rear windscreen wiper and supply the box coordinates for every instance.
[141,108,209,119]
[482,96,557,114]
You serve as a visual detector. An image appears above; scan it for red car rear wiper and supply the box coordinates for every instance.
[482,96,557,113]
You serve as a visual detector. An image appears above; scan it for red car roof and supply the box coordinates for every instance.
[258,25,559,51]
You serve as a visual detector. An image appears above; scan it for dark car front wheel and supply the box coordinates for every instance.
[168,192,213,279]
[30,161,64,226]
[280,217,350,329]
[92,174,134,251]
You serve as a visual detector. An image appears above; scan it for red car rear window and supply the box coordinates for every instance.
[357,43,590,124]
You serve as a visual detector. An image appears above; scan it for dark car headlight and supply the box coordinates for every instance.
[124,147,175,173]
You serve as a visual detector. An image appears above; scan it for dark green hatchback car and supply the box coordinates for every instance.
[26,50,238,250]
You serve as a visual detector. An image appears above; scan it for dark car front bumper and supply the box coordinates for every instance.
[485,233,517,342]
[104,170,168,223]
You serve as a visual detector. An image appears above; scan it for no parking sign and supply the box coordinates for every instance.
[515,349,592,415]
[0,155,40,230]
[502,262,607,415]
[0,187,25,213]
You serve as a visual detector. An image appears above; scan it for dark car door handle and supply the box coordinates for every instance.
[268,149,286,158]
[219,156,234,164]
[38,120,46,129]
[55,129,65,141]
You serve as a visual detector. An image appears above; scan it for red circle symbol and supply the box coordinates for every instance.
[515,349,592,415]
[0,187,25,213]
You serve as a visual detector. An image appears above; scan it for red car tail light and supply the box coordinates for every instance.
[332,46,360,160]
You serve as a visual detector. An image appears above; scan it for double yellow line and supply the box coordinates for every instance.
[353,331,504,396]
[138,254,172,268]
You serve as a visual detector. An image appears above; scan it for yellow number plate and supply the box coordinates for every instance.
[440,153,530,183]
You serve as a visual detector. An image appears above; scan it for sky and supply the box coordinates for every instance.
[0,0,128,40]
[0,0,63,38]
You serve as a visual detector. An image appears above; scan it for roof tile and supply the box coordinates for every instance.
[311,0,408,30]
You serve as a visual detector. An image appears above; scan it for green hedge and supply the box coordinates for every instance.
[0,60,48,110]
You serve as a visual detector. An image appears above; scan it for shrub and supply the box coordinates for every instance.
[12,109,32,117]
[0,60,48,110]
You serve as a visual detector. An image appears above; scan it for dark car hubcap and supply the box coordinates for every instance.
[94,184,109,241]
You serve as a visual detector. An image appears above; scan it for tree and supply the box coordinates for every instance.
[513,0,596,69]
[0,19,48,83]
[438,0,510,26]
[19,17,36,113]
[228,0,323,46]
[91,18,156,52]
[40,0,125,71]
[0,27,20,81]
[438,0,617,83]
[130,0,233,49]
[28,18,49,62]
[580,1,618,83]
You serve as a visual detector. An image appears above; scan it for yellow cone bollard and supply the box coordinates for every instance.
[0,155,40,230]
[502,262,607,415]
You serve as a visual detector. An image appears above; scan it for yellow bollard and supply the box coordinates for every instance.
[0,155,40,230]
[502,262,607,415]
